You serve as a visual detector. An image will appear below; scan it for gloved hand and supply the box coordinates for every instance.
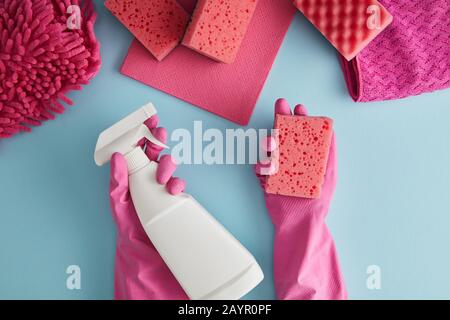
[109,115,188,300]
[255,99,347,300]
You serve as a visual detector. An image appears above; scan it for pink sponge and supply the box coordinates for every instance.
[182,0,259,64]
[105,0,189,61]
[293,0,393,61]
[265,115,333,199]
[0,0,101,139]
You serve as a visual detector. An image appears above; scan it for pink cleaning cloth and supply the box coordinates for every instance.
[120,0,296,125]
[256,99,347,300]
[340,0,450,102]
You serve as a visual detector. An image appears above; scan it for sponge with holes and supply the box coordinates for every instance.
[293,0,393,61]
[265,115,333,198]
[182,0,259,64]
[105,0,189,61]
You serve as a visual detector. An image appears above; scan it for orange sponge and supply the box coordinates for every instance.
[182,0,259,64]
[105,0,190,61]
[265,115,333,198]
[294,0,393,61]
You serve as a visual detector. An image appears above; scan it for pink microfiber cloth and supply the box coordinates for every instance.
[340,0,450,102]
[120,0,296,125]
[0,0,101,138]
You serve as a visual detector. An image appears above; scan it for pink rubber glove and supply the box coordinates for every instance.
[109,115,188,300]
[256,99,347,300]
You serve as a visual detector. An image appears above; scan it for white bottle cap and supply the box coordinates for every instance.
[124,147,151,175]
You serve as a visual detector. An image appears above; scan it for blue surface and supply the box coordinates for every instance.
[1,1,450,300]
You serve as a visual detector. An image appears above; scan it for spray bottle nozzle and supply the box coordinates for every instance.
[94,103,168,166]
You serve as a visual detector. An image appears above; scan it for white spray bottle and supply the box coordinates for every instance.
[94,103,264,300]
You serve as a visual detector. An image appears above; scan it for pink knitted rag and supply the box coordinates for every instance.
[0,0,101,138]
[340,0,450,102]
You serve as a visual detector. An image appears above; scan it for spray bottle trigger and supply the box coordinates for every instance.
[138,124,169,149]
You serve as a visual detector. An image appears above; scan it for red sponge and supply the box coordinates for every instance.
[182,0,259,64]
[293,0,393,61]
[265,115,333,198]
[105,0,190,61]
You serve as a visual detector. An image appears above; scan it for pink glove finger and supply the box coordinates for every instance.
[166,177,186,195]
[294,104,308,116]
[261,135,277,153]
[144,114,159,130]
[256,134,278,177]
[156,154,176,184]
[255,158,278,176]
[145,127,167,161]
[274,98,292,116]
[136,115,160,148]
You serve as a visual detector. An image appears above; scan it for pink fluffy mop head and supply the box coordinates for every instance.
[0,0,101,138]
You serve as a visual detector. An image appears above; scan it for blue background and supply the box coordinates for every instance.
[1,1,450,299]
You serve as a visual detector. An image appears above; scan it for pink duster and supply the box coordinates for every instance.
[0,0,101,138]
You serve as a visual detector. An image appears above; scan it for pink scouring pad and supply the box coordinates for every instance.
[265,115,333,199]
[105,0,190,61]
[293,0,393,61]
[0,0,101,139]
[182,0,259,64]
